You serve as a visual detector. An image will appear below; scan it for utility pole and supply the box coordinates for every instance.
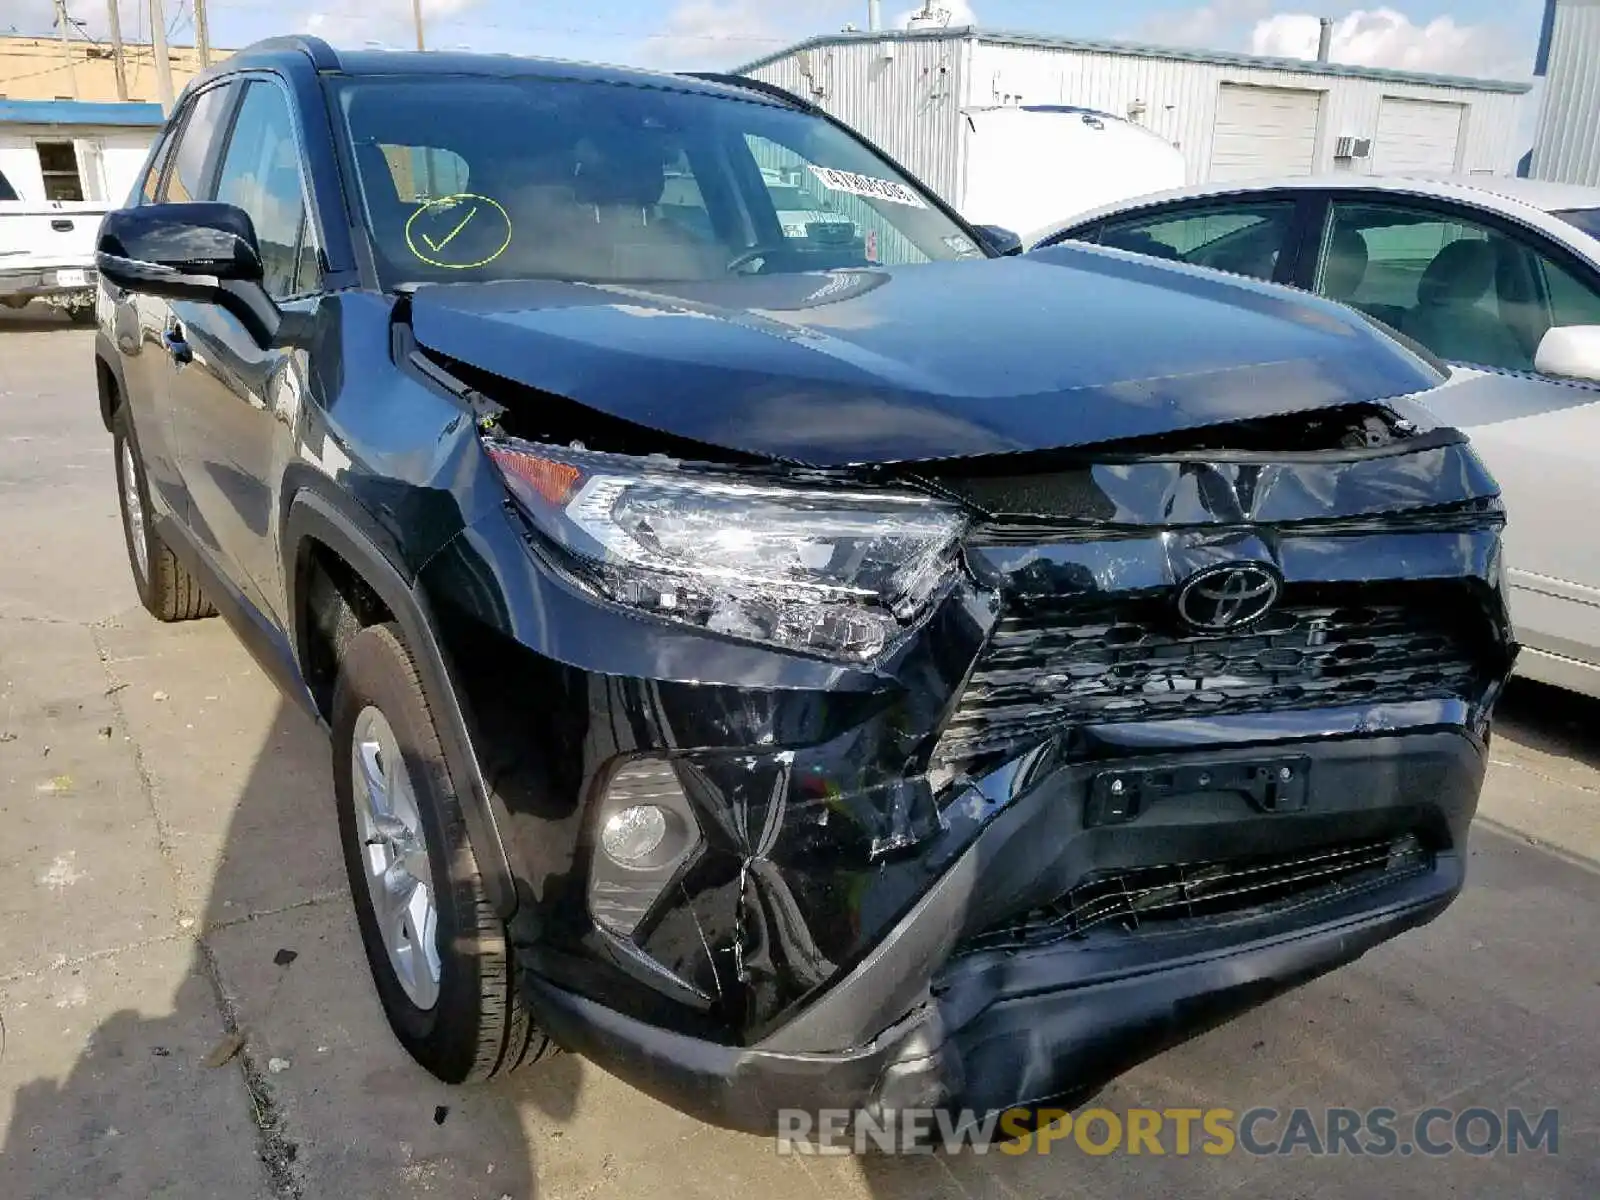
[412,0,425,50]
[53,0,79,99]
[194,0,211,67]
[148,0,175,114]
[106,0,129,100]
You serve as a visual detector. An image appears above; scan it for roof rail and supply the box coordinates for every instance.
[237,35,341,72]
[679,72,815,112]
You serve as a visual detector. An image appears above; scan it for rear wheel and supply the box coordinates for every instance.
[112,407,215,622]
[332,622,554,1083]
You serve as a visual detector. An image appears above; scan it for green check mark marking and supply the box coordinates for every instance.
[421,205,477,254]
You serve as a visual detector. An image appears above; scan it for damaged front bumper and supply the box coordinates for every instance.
[523,728,1476,1132]
[417,417,1514,1132]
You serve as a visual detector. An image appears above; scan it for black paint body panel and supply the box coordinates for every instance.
[92,36,1517,1132]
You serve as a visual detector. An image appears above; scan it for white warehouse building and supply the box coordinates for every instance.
[737,28,1529,209]
[1527,0,1600,186]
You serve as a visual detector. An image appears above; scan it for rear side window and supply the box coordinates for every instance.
[163,84,234,203]
[213,81,319,299]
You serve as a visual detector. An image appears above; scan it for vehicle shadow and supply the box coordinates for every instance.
[1490,676,1600,775]
[849,816,1599,1198]
[0,304,81,333]
[0,689,576,1198]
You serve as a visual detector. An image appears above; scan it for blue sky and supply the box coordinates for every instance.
[6,1,1549,80]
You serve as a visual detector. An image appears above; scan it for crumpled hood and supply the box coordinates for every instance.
[406,243,1444,466]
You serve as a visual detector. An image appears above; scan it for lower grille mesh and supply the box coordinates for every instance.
[935,592,1484,763]
[964,834,1431,951]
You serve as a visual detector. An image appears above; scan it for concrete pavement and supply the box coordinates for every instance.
[1,309,1595,1198]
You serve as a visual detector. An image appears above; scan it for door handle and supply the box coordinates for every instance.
[162,326,193,365]
[51,218,74,232]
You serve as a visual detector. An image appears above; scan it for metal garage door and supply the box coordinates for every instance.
[1372,98,1464,175]
[1209,84,1322,181]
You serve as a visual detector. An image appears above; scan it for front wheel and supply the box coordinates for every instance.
[332,622,554,1083]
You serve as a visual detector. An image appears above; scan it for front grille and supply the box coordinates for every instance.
[934,590,1486,763]
[962,834,1431,952]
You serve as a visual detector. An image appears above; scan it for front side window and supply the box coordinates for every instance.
[1314,200,1600,373]
[1095,202,1295,281]
[335,76,983,287]
[213,81,318,300]
[163,84,234,203]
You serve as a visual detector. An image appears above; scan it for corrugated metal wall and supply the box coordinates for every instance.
[747,36,968,200]
[1530,0,1600,186]
[966,41,1523,188]
[747,35,1523,208]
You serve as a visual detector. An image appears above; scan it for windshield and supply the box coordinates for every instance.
[1555,207,1600,240]
[335,75,983,287]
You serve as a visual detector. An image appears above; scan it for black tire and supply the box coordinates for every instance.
[332,622,554,1083]
[112,406,216,622]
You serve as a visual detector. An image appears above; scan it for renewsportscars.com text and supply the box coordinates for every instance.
[775,1105,1560,1157]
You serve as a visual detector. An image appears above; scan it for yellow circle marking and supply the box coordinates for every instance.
[404,193,512,269]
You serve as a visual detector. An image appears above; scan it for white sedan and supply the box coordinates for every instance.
[1035,175,1600,699]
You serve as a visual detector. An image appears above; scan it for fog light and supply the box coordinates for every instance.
[602,805,669,866]
[589,758,702,937]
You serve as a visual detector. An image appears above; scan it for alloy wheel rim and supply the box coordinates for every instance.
[350,705,442,1010]
[121,441,148,584]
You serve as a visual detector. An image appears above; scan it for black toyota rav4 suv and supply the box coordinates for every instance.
[94,37,1514,1131]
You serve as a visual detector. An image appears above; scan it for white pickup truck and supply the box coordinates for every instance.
[0,163,104,323]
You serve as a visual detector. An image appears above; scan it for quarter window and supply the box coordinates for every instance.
[1095,202,1295,281]
[213,81,319,300]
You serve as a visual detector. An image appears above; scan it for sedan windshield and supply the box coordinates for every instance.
[335,75,984,287]
[1554,207,1600,240]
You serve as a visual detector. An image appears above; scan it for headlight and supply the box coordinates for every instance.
[485,438,965,659]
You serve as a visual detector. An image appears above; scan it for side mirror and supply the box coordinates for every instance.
[1534,324,1600,384]
[97,202,284,342]
[973,224,1023,257]
[96,202,263,301]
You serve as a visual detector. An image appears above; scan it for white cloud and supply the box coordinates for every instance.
[301,0,483,48]
[1138,0,1274,47]
[637,1,858,69]
[4,1,145,42]
[894,1,978,30]
[1251,8,1530,80]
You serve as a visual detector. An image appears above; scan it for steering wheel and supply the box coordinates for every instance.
[726,245,789,274]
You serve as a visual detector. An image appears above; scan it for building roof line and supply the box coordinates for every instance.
[733,26,1532,95]
[0,98,165,127]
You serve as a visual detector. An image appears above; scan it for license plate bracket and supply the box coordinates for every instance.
[1086,755,1312,826]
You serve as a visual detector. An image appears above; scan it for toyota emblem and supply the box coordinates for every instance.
[1176,564,1281,631]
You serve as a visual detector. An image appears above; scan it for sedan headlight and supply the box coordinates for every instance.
[485,438,965,660]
